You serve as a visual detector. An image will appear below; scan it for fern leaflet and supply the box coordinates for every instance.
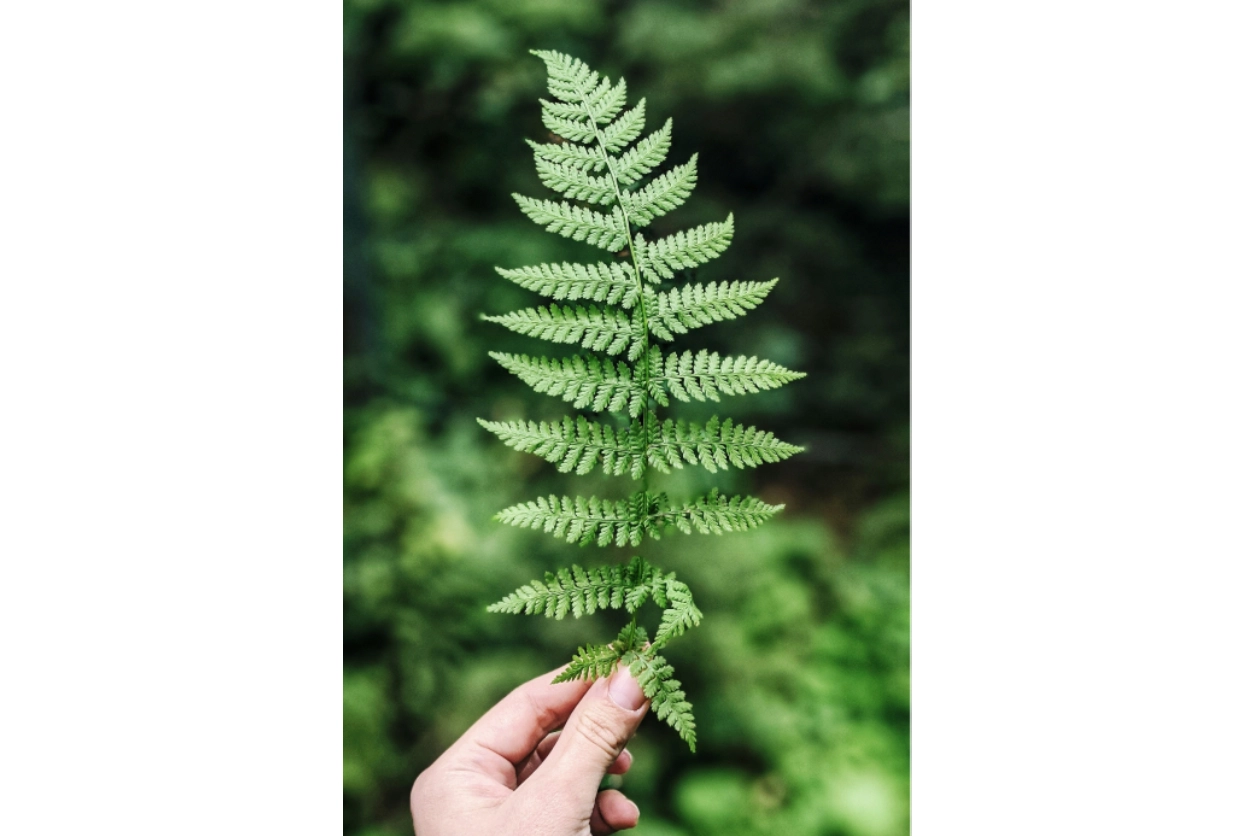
[489,351,643,416]
[622,649,697,752]
[489,555,668,619]
[477,416,643,478]
[648,279,778,340]
[483,304,642,359]
[494,262,638,308]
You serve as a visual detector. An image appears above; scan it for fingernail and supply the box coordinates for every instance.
[608,665,646,710]
[628,799,640,821]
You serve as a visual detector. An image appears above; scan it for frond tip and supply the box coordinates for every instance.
[623,649,697,752]
[653,347,806,405]
[647,415,804,474]
[666,488,784,535]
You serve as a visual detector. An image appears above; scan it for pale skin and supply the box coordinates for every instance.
[411,665,650,836]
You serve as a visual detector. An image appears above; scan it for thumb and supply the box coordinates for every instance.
[523,665,649,805]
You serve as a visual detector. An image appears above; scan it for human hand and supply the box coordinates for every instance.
[411,664,650,836]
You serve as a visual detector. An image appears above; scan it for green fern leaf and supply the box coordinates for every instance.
[494,494,644,547]
[623,649,697,752]
[483,304,642,358]
[639,213,736,281]
[551,624,647,686]
[616,620,651,652]
[625,153,699,225]
[649,279,778,340]
[489,351,642,415]
[486,51,807,753]
[658,348,805,402]
[553,643,622,683]
[646,415,803,473]
[585,76,628,125]
[601,97,647,153]
[666,488,784,535]
[540,107,599,144]
[654,579,703,648]
[532,50,601,103]
[526,138,606,173]
[611,118,673,186]
[489,556,668,618]
[535,159,618,205]
[494,262,638,308]
[512,195,626,252]
[477,416,644,478]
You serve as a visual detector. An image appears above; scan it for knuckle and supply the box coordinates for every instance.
[573,705,626,761]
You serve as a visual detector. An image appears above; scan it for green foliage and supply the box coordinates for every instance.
[623,648,697,750]
[476,413,802,478]
[495,261,639,307]
[484,303,641,358]
[481,50,806,750]
[488,555,669,618]
[345,0,910,831]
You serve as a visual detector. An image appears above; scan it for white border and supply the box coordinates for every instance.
[914,1,1254,831]
[1,3,342,832]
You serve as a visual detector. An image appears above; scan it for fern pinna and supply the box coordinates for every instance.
[480,50,804,752]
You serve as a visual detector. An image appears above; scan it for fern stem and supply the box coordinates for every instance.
[578,93,654,496]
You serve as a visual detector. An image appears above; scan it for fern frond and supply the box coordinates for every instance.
[646,415,803,473]
[535,159,618,205]
[493,493,663,547]
[623,649,697,752]
[532,50,600,103]
[639,213,736,281]
[495,262,638,308]
[625,153,699,226]
[531,50,628,136]
[553,621,650,683]
[483,304,642,358]
[657,348,806,403]
[476,416,644,478]
[527,138,606,173]
[512,195,626,252]
[601,98,647,153]
[611,118,673,186]
[488,51,805,754]
[540,107,599,144]
[539,74,623,124]
[553,643,621,683]
[654,579,703,648]
[649,279,778,340]
[489,351,642,416]
[666,488,784,535]
[585,76,628,125]
[488,556,668,619]
[616,620,652,652]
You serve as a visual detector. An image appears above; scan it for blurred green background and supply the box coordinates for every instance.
[344,1,908,834]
